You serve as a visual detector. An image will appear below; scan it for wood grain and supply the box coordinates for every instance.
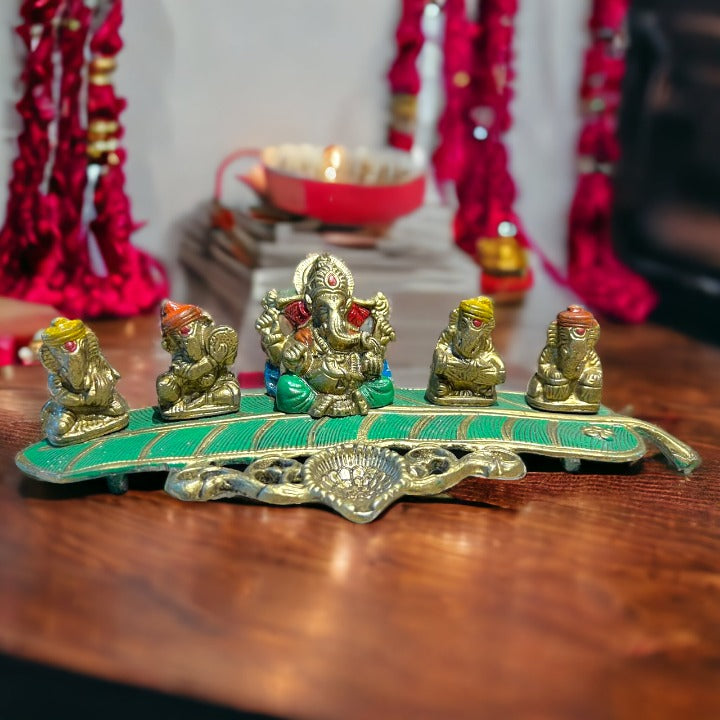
[1,313,719,719]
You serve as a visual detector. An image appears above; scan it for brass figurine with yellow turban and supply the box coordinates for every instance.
[526,305,602,413]
[39,318,130,446]
[426,296,505,406]
[157,300,241,420]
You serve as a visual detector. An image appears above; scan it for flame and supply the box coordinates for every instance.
[322,144,345,183]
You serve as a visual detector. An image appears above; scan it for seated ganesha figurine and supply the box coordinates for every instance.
[256,253,396,418]
[157,300,241,420]
[426,296,505,406]
[525,305,602,413]
[39,317,130,446]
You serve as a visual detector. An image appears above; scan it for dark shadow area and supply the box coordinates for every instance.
[616,1,720,344]
[18,474,114,500]
[521,453,645,476]
[650,276,720,346]
[401,493,512,512]
[18,470,165,500]
[0,653,279,720]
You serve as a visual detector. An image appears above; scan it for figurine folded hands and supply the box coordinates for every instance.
[256,254,396,418]
[526,305,602,413]
[157,301,241,420]
[39,318,129,446]
[426,297,505,406]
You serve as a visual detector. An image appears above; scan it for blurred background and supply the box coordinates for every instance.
[1,0,719,355]
[616,0,720,341]
[0,0,588,287]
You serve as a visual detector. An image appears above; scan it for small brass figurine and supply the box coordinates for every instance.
[426,296,505,406]
[526,305,602,413]
[255,253,395,417]
[157,300,241,420]
[39,318,129,446]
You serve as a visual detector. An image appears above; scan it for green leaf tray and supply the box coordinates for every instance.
[15,390,700,523]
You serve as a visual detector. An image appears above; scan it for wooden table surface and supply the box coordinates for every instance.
[1,310,719,719]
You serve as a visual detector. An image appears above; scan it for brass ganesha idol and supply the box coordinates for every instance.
[255,253,396,418]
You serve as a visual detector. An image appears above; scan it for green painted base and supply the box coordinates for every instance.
[16,389,700,486]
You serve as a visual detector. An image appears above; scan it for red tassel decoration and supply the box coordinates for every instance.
[386,0,426,151]
[431,0,476,189]
[0,0,167,318]
[567,0,657,322]
[84,0,167,317]
[453,0,532,300]
[0,0,63,298]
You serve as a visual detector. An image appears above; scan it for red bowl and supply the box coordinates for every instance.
[224,145,426,226]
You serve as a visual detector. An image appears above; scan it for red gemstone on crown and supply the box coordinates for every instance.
[576,327,586,335]
[63,340,77,352]
[472,318,483,327]
[327,274,338,287]
[180,326,190,335]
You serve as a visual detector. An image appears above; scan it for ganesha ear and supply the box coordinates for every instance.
[84,329,101,360]
[547,320,558,345]
[39,343,59,374]
[449,307,460,328]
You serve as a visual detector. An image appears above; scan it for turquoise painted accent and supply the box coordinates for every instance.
[276,374,316,414]
[255,416,315,450]
[359,376,394,409]
[414,414,467,441]
[143,425,213,460]
[466,414,507,441]
[381,359,392,379]
[312,415,366,447]
[264,361,281,397]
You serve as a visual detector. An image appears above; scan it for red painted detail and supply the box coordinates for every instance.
[347,303,371,328]
[237,371,266,389]
[284,300,311,329]
[480,268,534,302]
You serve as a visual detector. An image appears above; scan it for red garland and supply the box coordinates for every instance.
[84,0,167,317]
[565,0,657,323]
[452,0,526,257]
[52,0,91,242]
[431,0,476,189]
[35,0,93,307]
[387,0,657,318]
[0,0,62,296]
[0,0,167,318]
[387,0,531,298]
[386,0,426,151]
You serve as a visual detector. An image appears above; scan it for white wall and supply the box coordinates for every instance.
[0,0,589,279]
